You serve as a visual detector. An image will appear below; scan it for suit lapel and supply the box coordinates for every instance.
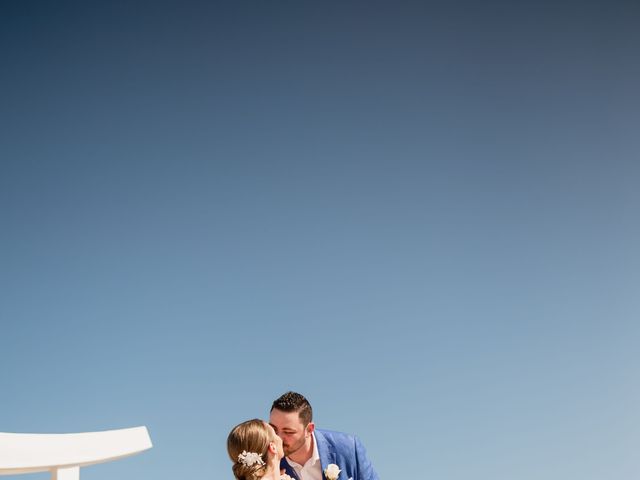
[280,458,300,480]
[281,431,338,480]
[315,430,337,479]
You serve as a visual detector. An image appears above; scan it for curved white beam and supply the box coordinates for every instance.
[0,426,152,477]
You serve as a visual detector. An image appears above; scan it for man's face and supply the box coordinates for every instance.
[269,408,313,457]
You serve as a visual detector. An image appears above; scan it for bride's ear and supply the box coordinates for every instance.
[268,442,277,454]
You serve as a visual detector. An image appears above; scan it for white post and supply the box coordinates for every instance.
[51,466,80,480]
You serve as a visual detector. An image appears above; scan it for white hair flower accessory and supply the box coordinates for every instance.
[237,451,265,467]
[324,463,341,480]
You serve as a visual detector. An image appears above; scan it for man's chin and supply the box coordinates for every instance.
[283,442,304,457]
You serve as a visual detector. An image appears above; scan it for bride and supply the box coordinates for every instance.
[227,419,285,480]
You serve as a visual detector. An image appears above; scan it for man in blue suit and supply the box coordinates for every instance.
[269,391,379,480]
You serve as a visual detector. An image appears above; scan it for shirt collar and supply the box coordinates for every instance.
[310,431,320,465]
[287,431,320,467]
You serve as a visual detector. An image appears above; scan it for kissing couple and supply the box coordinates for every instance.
[227,391,379,480]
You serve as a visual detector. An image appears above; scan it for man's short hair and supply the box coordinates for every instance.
[271,391,313,426]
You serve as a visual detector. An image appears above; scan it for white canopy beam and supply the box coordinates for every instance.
[0,426,152,479]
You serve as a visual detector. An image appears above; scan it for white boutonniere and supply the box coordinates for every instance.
[280,475,293,480]
[324,463,341,480]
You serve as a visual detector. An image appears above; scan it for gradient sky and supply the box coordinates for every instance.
[1,1,639,479]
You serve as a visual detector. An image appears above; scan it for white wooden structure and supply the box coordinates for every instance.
[0,426,152,479]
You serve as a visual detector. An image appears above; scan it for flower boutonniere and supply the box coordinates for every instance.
[324,464,341,480]
[280,475,293,480]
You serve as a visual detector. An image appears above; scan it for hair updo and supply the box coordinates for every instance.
[227,419,273,480]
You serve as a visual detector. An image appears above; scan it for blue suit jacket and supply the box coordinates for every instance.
[280,429,379,480]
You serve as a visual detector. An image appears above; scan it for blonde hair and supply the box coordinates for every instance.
[227,419,273,480]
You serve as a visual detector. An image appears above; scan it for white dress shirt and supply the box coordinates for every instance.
[285,432,322,480]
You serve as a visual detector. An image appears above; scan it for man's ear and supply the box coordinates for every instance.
[306,422,315,434]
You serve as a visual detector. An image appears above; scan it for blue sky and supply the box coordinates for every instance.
[1,1,639,479]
